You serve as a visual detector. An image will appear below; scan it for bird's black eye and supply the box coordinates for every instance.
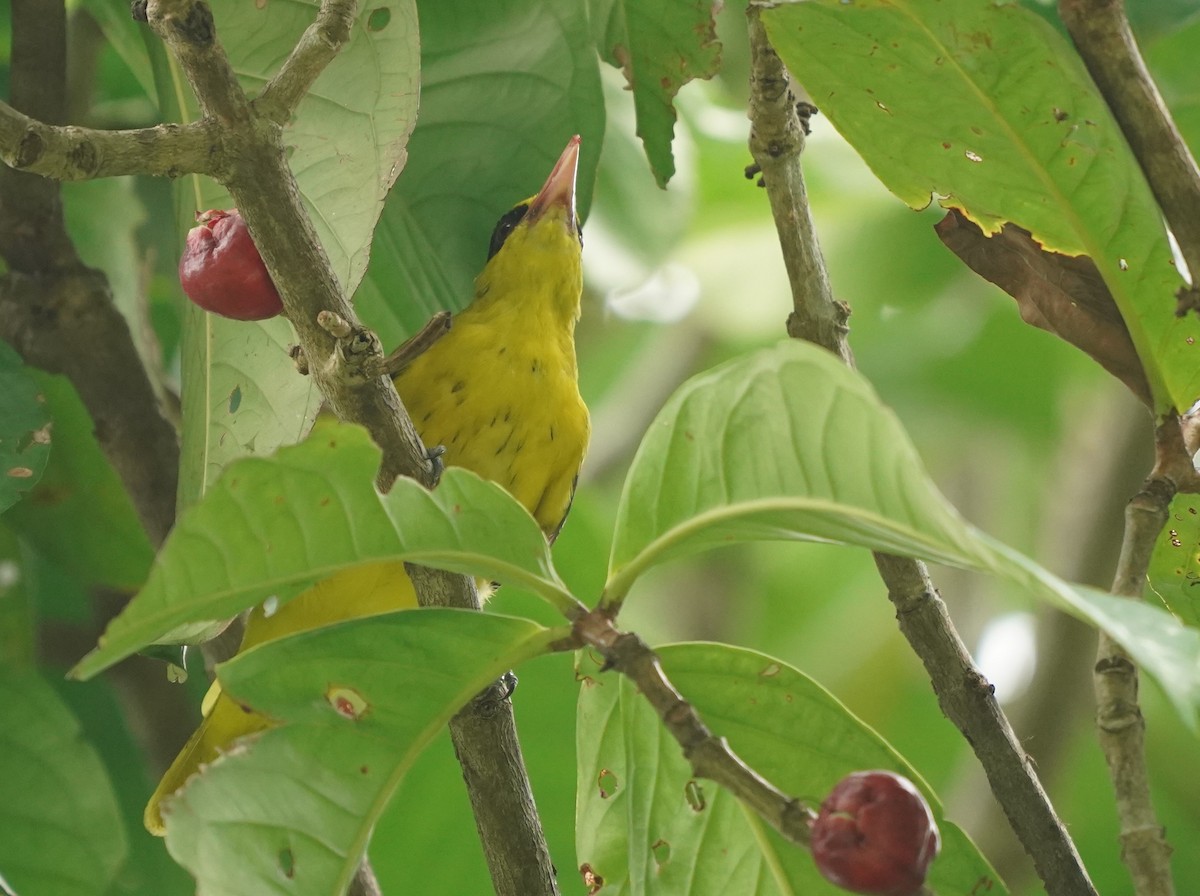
[487,203,529,260]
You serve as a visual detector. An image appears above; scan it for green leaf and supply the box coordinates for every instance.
[354,0,605,349]
[575,643,1003,895]
[62,178,161,381]
[176,310,322,506]
[1148,493,1200,628]
[168,0,420,504]
[591,0,722,187]
[1145,16,1200,155]
[0,343,51,514]
[607,340,1200,729]
[162,610,558,896]
[71,423,570,680]
[0,669,128,896]
[3,373,153,591]
[608,340,986,594]
[79,0,157,102]
[761,0,1200,414]
[204,0,419,297]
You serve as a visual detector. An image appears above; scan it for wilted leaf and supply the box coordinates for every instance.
[762,0,1200,413]
[936,209,1151,405]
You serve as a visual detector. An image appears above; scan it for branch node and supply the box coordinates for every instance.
[289,343,309,376]
[317,308,353,338]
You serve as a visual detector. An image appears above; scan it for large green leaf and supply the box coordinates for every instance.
[205,0,419,297]
[164,0,420,504]
[3,373,153,591]
[354,0,605,349]
[590,0,722,187]
[176,309,320,506]
[162,610,558,896]
[607,340,1200,728]
[576,643,1002,895]
[0,669,128,896]
[607,341,987,593]
[62,177,162,387]
[761,0,1200,414]
[0,343,51,514]
[71,423,569,680]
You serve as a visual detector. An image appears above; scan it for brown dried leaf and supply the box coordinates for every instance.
[936,209,1151,406]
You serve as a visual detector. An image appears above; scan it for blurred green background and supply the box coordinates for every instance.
[1,0,1198,894]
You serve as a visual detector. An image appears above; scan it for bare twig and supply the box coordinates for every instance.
[0,0,180,548]
[144,2,559,892]
[1058,0,1200,317]
[745,8,1097,895]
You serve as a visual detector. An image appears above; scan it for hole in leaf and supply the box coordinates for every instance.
[684,779,706,811]
[278,848,295,878]
[579,863,604,895]
[597,768,619,799]
[651,838,671,867]
[367,7,390,30]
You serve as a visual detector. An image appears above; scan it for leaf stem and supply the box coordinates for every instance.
[571,610,816,846]
[746,6,1098,894]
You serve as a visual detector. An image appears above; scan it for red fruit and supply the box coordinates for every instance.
[179,209,284,321]
[810,770,941,896]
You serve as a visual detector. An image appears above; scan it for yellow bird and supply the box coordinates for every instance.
[145,137,590,835]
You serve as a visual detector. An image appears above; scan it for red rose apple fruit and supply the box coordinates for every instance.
[179,209,284,321]
[810,770,941,896]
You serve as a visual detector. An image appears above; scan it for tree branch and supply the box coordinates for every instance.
[0,0,180,548]
[1091,418,1192,896]
[145,2,559,892]
[1058,0,1200,317]
[0,103,219,181]
[745,8,1097,895]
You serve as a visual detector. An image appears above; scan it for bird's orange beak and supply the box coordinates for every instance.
[526,135,580,232]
